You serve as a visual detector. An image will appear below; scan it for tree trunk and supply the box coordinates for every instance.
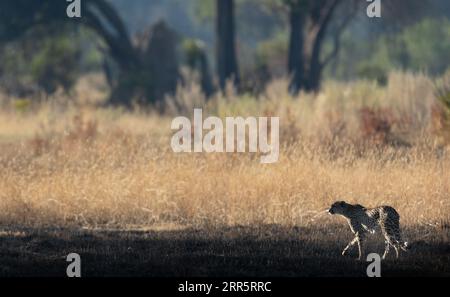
[199,51,214,96]
[304,22,326,91]
[288,7,305,95]
[216,0,239,90]
[287,0,343,94]
[80,1,182,106]
[306,1,340,91]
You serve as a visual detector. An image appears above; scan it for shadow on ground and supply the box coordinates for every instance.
[0,225,448,277]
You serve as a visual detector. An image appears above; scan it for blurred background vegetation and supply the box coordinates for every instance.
[0,0,449,106]
[0,0,449,234]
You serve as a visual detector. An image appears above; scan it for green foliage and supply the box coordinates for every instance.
[0,24,103,96]
[182,39,206,68]
[331,17,450,83]
[13,99,32,113]
[191,0,215,24]
[78,29,104,73]
[401,18,450,75]
[282,0,312,10]
[356,63,388,86]
[255,32,288,75]
[435,70,450,111]
[30,34,81,94]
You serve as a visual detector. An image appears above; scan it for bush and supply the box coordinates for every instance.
[30,34,81,94]
[356,63,388,85]
[432,71,450,143]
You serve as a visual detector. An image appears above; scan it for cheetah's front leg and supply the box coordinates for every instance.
[356,236,364,260]
[342,236,358,256]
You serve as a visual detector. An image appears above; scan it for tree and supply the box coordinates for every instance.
[0,24,82,97]
[0,0,179,106]
[183,39,214,96]
[285,0,435,94]
[216,0,240,90]
[286,0,359,94]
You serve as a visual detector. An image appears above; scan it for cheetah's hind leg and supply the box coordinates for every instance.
[393,244,399,258]
[382,240,390,259]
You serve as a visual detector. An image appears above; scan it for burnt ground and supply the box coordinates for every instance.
[0,225,448,277]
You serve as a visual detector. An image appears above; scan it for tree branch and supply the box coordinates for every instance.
[321,0,359,68]
[81,0,139,69]
[89,0,132,45]
[321,1,358,68]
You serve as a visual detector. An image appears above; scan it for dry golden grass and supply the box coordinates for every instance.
[0,72,449,236]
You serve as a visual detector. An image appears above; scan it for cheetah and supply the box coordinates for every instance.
[328,201,408,260]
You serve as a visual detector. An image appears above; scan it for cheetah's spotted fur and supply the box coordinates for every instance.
[329,201,408,260]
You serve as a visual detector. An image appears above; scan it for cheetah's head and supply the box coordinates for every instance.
[328,201,349,215]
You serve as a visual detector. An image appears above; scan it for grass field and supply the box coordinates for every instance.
[0,73,449,276]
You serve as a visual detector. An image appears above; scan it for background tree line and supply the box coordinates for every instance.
[0,0,449,106]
